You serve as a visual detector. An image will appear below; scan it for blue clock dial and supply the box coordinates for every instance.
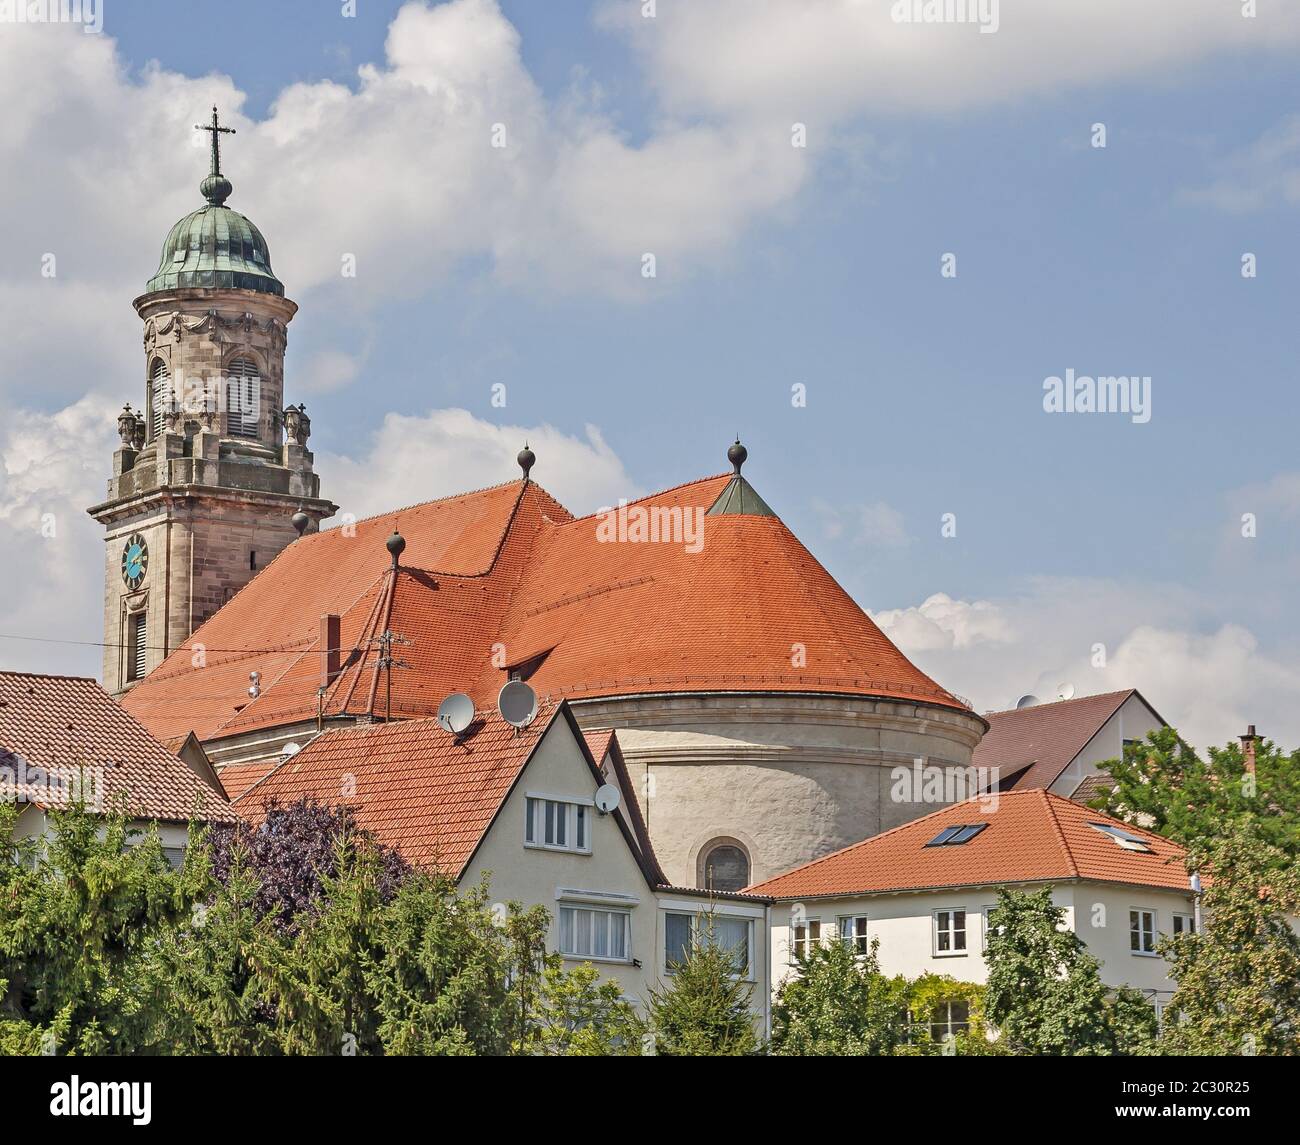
[120,533,149,590]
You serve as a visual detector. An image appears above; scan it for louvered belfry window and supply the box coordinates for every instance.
[128,612,147,682]
[225,356,260,439]
[149,358,171,439]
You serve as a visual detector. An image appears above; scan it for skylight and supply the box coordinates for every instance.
[1088,822,1153,853]
[924,823,988,847]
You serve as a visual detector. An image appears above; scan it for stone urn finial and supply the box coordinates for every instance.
[131,415,146,451]
[282,404,301,445]
[118,405,136,447]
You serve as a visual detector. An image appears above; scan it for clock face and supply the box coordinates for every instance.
[121,533,149,590]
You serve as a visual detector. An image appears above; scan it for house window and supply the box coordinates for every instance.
[524,797,590,854]
[933,909,967,955]
[558,906,629,962]
[1172,912,1195,936]
[161,846,185,871]
[930,1000,970,1042]
[702,842,749,893]
[792,919,821,959]
[665,912,751,977]
[981,905,999,951]
[225,356,260,439]
[838,915,869,954]
[149,358,171,440]
[127,612,148,682]
[1130,909,1157,955]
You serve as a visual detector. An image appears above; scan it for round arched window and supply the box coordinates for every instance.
[702,843,749,893]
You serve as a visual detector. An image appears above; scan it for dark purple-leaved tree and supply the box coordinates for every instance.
[208,797,409,932]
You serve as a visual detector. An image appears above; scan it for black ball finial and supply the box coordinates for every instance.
[291,510,310,538]
[518,442,535,481]
[386,528,406,569]
[727,437,747,475]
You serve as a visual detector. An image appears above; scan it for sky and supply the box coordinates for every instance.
[2,0,1299,750]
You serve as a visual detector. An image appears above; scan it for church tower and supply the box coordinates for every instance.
[88,108,336,696]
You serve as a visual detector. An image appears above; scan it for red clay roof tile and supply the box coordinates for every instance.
[746,789,1189,899]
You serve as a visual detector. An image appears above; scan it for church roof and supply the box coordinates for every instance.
[121,461,971,747]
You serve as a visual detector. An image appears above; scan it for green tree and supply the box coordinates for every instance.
[772,935,906,1055]
[647,915,760,1056]
[0,801,198,1055]
[521,963,646,1056]
[983,887,1154,1056]
[1159,825,1300,1056]
[1092,727,1300,862]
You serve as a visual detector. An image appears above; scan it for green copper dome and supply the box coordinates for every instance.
[144,106,284,297]
[145,204,283,296]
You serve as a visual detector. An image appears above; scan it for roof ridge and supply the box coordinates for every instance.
[982,687,1135,718]
[316,476,537,533]
[1037,789,1080,879]
[561,473,730,525]
[0,670,98,684]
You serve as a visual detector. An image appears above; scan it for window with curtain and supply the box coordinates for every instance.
[664,912,751,977]
[225,356,260,438]
[149,358,170,439]
[558,906,629,961]
[702,842,749,893]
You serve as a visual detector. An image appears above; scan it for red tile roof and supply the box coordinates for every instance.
[0,671,233,823]
[122,474,969,746]
[746,789,1190,899]
[216,760,278,801]
[973,689,1139,791]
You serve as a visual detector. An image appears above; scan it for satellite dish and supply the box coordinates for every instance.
[594,784,621,815]
[437,692,475,735]
[1056,682,1076,701]
[498,680,538,729]
[1016,694,1041,710]
[282,741,301,758]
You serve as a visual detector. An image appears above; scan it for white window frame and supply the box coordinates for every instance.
[557,904,632,964]
[981,904,998,951]
[1171,912,1195,936]
[932,908,967,957]
[929,999,971,1043]
[1130,908,1158,956]
[837,914,869,955]
[524,793,592,855]
[663,911,754,981]
[792,918,821,959]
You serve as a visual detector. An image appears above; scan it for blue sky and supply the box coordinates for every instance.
[2,1,1298,746]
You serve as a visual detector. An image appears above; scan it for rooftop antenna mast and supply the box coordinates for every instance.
[372,628,412,723]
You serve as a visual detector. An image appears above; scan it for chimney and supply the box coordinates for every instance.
[1240,724,1259,775]
[321,614,341,687]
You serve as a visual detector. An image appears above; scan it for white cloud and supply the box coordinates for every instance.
[0,395,119,678]
[603,0,1300,119]
[1181,114,1300,213]
[318,406,639,522]
[874,579,1300,751]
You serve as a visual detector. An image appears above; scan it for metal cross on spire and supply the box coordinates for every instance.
[195,105,235,177]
